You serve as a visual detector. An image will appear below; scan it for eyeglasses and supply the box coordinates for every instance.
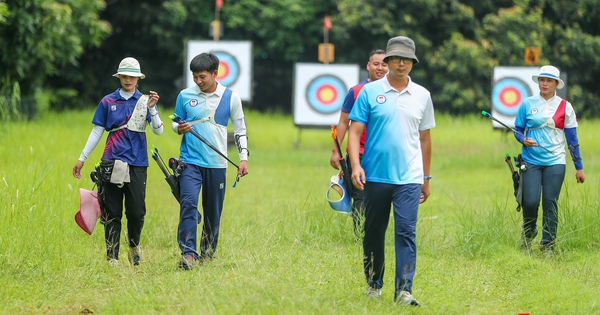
[388,56,413,64]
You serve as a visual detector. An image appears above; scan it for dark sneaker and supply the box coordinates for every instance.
[540,243,555,258]
[128,246,141,266]
[520,227,538,251]
[395,291,420,306]
[199,254,214,265]
[178,254,197,270]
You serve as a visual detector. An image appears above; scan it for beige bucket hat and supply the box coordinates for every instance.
[113,57,145,79]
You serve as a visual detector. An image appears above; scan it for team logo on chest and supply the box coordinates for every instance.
[376,95,386,104]
[190,99,198,107]
[531,108,538,115]
[111,105,117,111]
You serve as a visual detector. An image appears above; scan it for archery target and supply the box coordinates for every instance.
[293,63,359,128]
[185,40,252,101]
[490,67,539,129]
[492,77,531,116]
[213,51,239,87]
[306,75,346,114]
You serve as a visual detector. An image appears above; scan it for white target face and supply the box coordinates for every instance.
[185,41,252,101]
[491,67,540,129]
[213,51,240,87]
[492,77,532,116]
[293,63,359,128]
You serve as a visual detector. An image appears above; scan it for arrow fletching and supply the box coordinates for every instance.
[169,113,184,124]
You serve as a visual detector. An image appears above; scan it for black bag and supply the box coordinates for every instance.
[505,154,527,212]
[513,154,527,212]
[89,160,115,224]
[98,160,115,183]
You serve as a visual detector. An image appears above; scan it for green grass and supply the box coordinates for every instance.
[1,110,600,314]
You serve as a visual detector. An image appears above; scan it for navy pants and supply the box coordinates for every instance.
[363,182,420,296]
[178,165,226,260]
[521,163,565,246]
[102,166,147,260]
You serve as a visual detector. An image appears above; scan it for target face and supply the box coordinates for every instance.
[186,41,252,101]
[305,75,347,114]
[492,77,532,116]
[213,51,240,87]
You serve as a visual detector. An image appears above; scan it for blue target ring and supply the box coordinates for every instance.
[492,77,532,116]
[213,51,239,87]
[306,75,346,114]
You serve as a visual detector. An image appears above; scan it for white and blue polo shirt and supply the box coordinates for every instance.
[174,82,244,168]
[349,75,435,185]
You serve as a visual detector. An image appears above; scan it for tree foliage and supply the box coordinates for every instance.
[224,0,337,111]
[0,0,109,117]
[2,0,600,118]
[0,0,109,92]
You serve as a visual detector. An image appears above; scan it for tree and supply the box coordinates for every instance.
[224,0,337,111]
[429,33,496,114]
[538,0,600,117]
[5,0,600,118]
[0,0,109,117]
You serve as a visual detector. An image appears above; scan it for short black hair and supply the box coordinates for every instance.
[370,49,386,57]
[190,53,219,73]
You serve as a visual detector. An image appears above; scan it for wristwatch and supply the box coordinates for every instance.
[424,175,432,181]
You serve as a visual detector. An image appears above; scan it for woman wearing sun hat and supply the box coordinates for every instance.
[72,57,164,266]
[513,65,585,256]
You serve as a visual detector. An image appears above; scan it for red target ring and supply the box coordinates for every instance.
[316,84,338,105]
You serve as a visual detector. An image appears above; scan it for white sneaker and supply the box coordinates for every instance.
[395,291,420,306]
[365,286,381,299]
[108,259,119,267]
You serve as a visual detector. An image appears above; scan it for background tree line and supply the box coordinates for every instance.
[1,0,600,121]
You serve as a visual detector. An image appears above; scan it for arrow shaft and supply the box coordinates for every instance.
[485,112,554,155]
[189,129,239,169]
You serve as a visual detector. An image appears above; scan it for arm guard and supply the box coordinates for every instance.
[232,118,249,161]
[565,127,583,170]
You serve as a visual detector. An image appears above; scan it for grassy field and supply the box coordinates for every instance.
[1,109,599,314]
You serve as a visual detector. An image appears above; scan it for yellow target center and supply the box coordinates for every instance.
[318,87,335,103]
[503,90,517,104]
